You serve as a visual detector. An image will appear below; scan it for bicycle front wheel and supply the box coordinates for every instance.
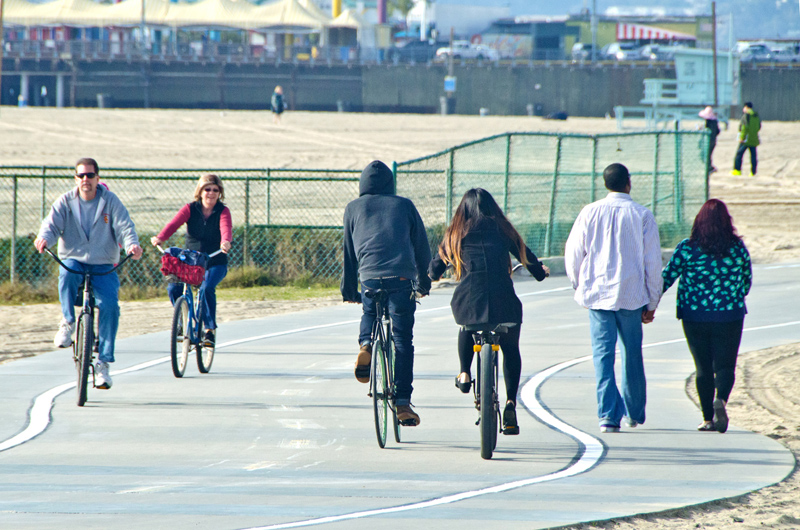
[372,339,388,448]
[170,297,190,378]
[75,313,92,407]
[479,344,498,459]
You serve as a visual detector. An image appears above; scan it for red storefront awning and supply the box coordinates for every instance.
[616,23,696,41]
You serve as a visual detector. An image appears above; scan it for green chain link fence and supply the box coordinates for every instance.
[1,130,708,290]
[397,130,709,258]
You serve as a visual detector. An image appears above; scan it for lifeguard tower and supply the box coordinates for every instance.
[615,48,741,130]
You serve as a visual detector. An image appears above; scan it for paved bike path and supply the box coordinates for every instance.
[0,263,797,530]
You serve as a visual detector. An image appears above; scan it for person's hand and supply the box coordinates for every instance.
[150,236,162,247]
[220,240,232,253]
[542,264,551,277]
[34,237,48,253]
[127,244,144,260]
[642,309,656,324]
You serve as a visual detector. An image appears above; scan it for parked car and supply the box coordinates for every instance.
[388,39,442,63]
[571,42,596,62]
[600,42,639,61]
[638,44,677,62]
[435,40,500,61]
[771,45,800,63]
[739,43,774,62]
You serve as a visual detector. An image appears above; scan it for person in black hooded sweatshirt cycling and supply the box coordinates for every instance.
[341,160,432,426]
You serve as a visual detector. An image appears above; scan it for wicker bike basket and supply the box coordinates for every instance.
[160,247,208,286]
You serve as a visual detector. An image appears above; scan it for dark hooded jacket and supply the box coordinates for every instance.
[340,161,432,302]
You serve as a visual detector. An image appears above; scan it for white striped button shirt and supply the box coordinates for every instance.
[565,192,663,311]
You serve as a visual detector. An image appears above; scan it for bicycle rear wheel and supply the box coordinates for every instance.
[74,313,92,407]
[372,339,388,448]
[197,342,214,373]
[479,343,498,459]
[170,297,190,378]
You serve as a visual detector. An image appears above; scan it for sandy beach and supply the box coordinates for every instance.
[1,107,798,529]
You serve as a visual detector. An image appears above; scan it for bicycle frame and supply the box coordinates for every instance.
[180,282,203,346]
[44,248,131,405]
[369,291,396,407]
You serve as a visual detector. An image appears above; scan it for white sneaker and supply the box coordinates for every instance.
[95,361,113,389]
[54,318,75,348]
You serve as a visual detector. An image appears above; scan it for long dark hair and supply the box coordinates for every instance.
[438,188,528,280]
[690,199,742,257]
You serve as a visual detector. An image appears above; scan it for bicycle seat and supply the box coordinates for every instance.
[461,322,518,334]
[363,288,389,302]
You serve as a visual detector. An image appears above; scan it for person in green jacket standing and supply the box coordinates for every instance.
[731,102,761,176]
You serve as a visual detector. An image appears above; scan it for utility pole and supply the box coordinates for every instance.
[712,2,718,107]
[591,0,597,62]
[0,0,5,109]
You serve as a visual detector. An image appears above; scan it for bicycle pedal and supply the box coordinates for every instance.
[399,419,418,427]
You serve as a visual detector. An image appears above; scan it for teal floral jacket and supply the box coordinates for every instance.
[662,238,752,322]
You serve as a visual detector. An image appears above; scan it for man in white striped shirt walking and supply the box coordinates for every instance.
[565,163,663,433]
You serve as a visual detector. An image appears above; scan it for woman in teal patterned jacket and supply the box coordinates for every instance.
[662,199,752,433]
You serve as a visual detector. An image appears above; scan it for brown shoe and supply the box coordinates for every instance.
[396,405,420,426]
[354,343,371,383]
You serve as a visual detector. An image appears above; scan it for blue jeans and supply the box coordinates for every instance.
[588,308,647,427]
[359,278,416,405]
[168,264,227,330]
[58,260,120,363]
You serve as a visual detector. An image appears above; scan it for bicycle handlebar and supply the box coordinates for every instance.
[155,245,223,258]
[44,247,132,276]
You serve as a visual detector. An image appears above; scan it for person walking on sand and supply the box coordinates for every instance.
[270,86,285,124]
[341,160,431,427]
[698,106,720,173]
[565,163,663,434]
[662,199,752,433]
[731,102,761,177]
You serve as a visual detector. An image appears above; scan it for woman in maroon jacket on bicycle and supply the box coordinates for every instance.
[151,174,232,346]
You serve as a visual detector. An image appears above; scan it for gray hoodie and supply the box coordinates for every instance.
[37,186,140,265]
[340,161,432,302]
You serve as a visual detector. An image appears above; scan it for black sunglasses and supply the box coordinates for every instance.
[75,172,98,179]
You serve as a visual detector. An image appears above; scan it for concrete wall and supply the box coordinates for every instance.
[3,58,799,121]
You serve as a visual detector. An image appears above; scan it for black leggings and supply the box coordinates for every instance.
[458,325,522,403]
[682,319,744,421]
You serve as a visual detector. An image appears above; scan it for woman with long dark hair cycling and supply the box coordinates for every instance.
[662,198,752,433]
[429,188,549,434]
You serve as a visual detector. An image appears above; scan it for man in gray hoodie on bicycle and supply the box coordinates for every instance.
[34,157,143,389]
[341,160,431,426]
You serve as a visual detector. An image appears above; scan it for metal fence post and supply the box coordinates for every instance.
[674,131,683,223]
[41,166,48,219]
[266,168,271,226]
[244,175,251,265]
[503,133,511,214]
[544,137,563,257]
[651,133,660,217]
[11,175,18,283]
[445,149,454,223]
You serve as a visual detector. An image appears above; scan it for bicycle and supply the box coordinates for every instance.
[364,287,411,448]
[464,322,517,460]
[157,246,222,378]
[44,248,132,407]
